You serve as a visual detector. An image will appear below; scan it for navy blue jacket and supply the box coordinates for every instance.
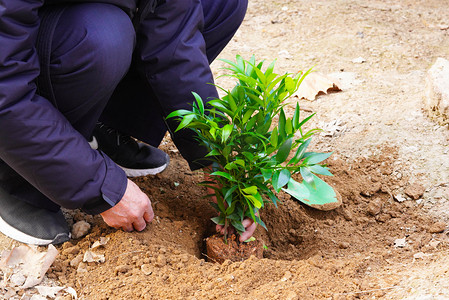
[0,0,182,215]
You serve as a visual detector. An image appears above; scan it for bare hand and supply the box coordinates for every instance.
[216,218,257,242]
[203,166,257,242]
[100,179,154,232]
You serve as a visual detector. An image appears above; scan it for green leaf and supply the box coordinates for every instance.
[285,118,293,135]
[206,149,220,157]
[211,171,235,181]
[226,92,238,112]
[272,169,290,192]
[209,127,216,140]
[266,74,285,92]
[208,100,234,117]
[224,185,238,206]
[211,215,225,225]
[220,58,240,71]
[225,201,237,215]
[216,195,226,212]
[227,212,241,221]
[289,138,311,165]
[300,166,315,188]
[276,138,293,164]
[308,165,334,176]
[297,113,316,129]
[242,109,254,124]
[284,76,296,93]
[278,109,286,139]
[272,170,281,192]
[255,215,268,231]
[242,152,254,161]
[292,103,301,130]
[230,220,246,233]
[246,116,257,130]
[244,237,256,243]
[222,146,231,158]
[244,194,262,209]
[267,189,279,207]
[253,65,267,86]
[166,109,192,119]
[266,59,276,77]
[301,128,322,140]
[304,152,332,165]
[245,202,257,222]
[270,127,278,147]
[224,162,237,171]
[221,124,233,143]
[209,202,220,211]
[175,114,195,131]
[242,186,258,195]
[277,169,291,191]
[282,176,339,208]
[261,169,273,181]
[234,159,245,167]
[192,92,204,115]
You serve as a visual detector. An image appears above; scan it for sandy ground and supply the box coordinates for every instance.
[1,0,449,299]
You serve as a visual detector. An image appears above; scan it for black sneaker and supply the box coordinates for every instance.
[91,123,170,177]
[0,187,70,245]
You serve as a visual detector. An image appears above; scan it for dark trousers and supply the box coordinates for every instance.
[0,0,247,211]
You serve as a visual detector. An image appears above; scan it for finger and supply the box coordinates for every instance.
[143,211,154,223]
[239,221,257,242]
[241,218,254,228]
[122,224,134,232]
[133,218,147,232]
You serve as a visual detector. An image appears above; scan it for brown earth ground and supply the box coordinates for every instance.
[2,0,449,299]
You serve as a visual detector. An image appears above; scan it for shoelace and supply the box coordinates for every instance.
[97,123,134,146]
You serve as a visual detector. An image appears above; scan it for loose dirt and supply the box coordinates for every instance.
[2,0,449,299]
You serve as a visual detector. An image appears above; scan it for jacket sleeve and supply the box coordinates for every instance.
[0,0,127,214]
[135,0,216,171]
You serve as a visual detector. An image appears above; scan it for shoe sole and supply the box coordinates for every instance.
[0,215,70,245]
[119,154,170,177]
[119,162,169,177]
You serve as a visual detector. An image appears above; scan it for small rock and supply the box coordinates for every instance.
[394,238,407,248]
[361,182,381,197]
[70,254,84,267]
[115,265,130,274]
[389,210,401,218]
[413,252,434,260]
[62,246,80,256]
[141,264,153,275]
[425,57,449,121]
[342,208,353,221]
[281,271,292,282]
[224,274,235,281]
[428,221,446,233]
[404,184,426,200]
[352,57,367,64]
[376,213,391,223]
[286,291,298,300]
[71,221,91,239]
[338,242,350,249]
[77,263,88,274]
[393,194,407,203]
[324,219,335,226]
[428,240,441,248]
[367,200,382,216]
[10,273,26,286]
[155,254,167,267]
